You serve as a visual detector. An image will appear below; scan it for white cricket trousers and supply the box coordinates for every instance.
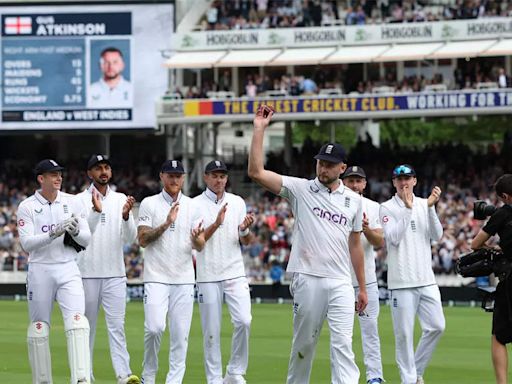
[83,277,131,379]
[390,285,445,384]
[27,261,85,324]
[143,283,195,384]
[287,273,359,384]
[197,277,252,384]
[355,283,384,381]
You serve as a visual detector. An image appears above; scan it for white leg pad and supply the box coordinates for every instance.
[64,313,91,384]
[28,321,53,384]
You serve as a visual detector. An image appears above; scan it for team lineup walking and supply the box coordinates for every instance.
[18,107,450,384]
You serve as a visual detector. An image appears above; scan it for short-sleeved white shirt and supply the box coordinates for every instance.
[138,191,196,284]
[88,77,132,108]
[280,176,363,282]
[17,190,88,264]
[351,196,381,287]
[192,189,246,283]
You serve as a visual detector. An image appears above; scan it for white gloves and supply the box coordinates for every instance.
[49,216,79,239]
[49,222,67,239]
[64,215,80,237]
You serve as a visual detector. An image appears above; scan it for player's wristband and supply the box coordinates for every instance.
[238,227,250,237]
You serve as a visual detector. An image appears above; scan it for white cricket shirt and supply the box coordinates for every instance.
[380,194,443,290]
[17,190,91,264]
[193,189,246,283]
[88,77,132,108]
[76,184,137,278]
[279,176,363,282]
[138,191,196,284]
[351,196,381,287]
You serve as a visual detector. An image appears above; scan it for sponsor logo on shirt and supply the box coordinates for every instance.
[139,216,150,222]
[309,184,320,193]
[344,197,350,208]
[63,205,69,214]
[313,207,348,225]
[41,224,56,232]
[382,216,389,223]
[411,220,416,232]
[18,219,25,227]
[34,208,43,214]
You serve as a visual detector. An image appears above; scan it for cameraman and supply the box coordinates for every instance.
[471,174,512,384]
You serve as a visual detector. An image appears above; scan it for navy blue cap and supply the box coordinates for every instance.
[87,154,111,170]
[161,160,185,174]
[205,160,228,174]
[34,159,65,175]
[314,143,346,163]
[392,164,416,178]
[342,166,366,179]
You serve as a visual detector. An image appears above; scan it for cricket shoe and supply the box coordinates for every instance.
[367,379,384,384]
[223,373,247,384]
[118,374,141,384]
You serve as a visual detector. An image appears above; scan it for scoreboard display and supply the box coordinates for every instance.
[0,3,173,130]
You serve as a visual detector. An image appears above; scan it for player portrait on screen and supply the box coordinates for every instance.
[88,41,133,109]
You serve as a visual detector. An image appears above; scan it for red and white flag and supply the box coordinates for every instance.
[4,16,32,35]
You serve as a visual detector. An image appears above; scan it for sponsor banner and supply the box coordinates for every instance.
[169,90,512,119]
[174,17,512,50]
[0,3,173,130]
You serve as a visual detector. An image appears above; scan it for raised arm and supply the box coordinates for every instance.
[248,105,283,195]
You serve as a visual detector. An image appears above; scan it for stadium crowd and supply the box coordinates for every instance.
[1,137,511,286]
[176,60,510,99]
[201,0,512,30]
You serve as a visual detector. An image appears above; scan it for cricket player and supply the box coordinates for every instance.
[342,166,385,384]
[248,105,368,384]
[17,159,92,384]
[76,155,139,384]
[193,160,255,384]
[380,164,445,384]
[137,160,205,384]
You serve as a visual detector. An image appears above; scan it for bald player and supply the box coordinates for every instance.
[380,164,445,384]
[342,166,385,384]
[249,105,367,384]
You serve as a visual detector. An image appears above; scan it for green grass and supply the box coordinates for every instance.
[0,301,506,383]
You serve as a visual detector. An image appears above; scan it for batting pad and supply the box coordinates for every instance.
[64,313,91,383]
[28,321,53,384]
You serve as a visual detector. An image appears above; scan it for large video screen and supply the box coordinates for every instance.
[0,2,173,130]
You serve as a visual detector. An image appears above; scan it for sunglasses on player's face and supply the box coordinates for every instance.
[393,165,414,177]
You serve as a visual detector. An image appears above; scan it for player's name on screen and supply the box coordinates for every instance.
[2,109,131,122]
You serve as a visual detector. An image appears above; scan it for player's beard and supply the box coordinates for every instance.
[319,175,339,187]
[104,72,121,81]
[94,175,110,186]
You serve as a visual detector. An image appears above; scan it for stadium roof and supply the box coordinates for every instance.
[427,39,497,59]
[323,45,391,64]
[375,42,443,62]
[215,49,281,67]
[165,51,227,68]
[268,47,337,66]
[165,39,509,68]
[480,39,512,57]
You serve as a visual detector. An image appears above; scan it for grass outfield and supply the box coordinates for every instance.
[0,300,505,383]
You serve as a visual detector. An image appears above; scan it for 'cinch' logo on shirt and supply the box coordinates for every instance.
[313,207,348,225]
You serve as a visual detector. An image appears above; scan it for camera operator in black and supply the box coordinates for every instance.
[471,174,512,384]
